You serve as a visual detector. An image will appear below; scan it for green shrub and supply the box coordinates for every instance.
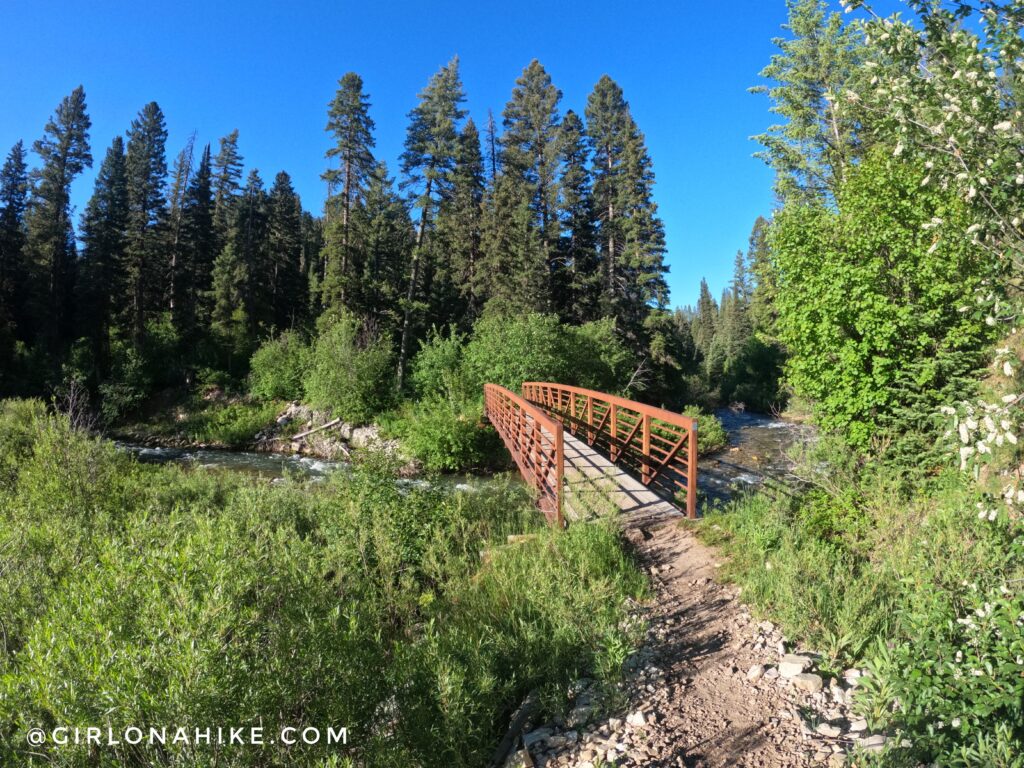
[0,400,644,767]
[461,313,571,394]
[304,315,395,423]
[249,331,311,401]
[182,399,283,446]
[411,326,469,401]
[388,398,506,472]
[98,338,152,424]
[568,318,635,393]
[699,441,1024,765]
[683,406,728,455]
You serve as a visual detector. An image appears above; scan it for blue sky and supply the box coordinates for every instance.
[0,0,825,308]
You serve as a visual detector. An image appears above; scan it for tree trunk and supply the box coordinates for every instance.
[396,177,432,390]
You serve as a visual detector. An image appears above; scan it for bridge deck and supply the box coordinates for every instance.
[560,428,682,529]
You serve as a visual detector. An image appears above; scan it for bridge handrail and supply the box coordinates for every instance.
[483,384,564,526]
[522,382,698,518]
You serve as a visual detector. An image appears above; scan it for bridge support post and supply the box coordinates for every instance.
[642,414,651,485]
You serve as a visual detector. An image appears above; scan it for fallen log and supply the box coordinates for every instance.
[290,418,342,441]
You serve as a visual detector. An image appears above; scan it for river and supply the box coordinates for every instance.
[116,410,808,501]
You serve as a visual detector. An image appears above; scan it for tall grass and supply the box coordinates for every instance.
[0,400,645,767]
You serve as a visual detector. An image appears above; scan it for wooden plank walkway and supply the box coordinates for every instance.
[560,429,682,529]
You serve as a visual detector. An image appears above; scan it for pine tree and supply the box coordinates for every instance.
[212,129,243,248]
[209,241,250,373]
[586,76,667,341]
[479,171,543,316]
[124,101,168,349]
[396,56,466,388]
[499,60,563,310]
[266,171,305,331]
[320,73,376,311]
[180,144,216,340]
[746,216,776,332]
[435,118,485,322]
[752,0,862,202]
[167,134,196,327]
[691,278,718,359]
[558,110,599,321]
[0,141,30,345]
[349,162,412,329]
[78,136,128,378]
[24,86,92,353]
[236,169,268,335]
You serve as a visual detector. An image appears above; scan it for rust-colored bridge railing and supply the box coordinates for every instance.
[522,382,698,519]
[483,384,564,526]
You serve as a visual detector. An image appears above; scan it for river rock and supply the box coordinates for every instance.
[746,664,765,682]
[779,654,813,677]
[791,673,824,693]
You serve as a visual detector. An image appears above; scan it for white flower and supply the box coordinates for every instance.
[995,121,1013,132]
[952,718,962,727]
[1005,361,1015,377]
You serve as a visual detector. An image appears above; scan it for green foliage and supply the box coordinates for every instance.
[461,313,572,393]
[304,314,395,423]
[0,401,644,767]
[386,398,505,473]
[411,326,469,401]
[248,331,311,401]
[682,406,728,455]
[97,337,151,424]
[460,313,635,396]
[771,149,996,455]
[181,399,282,446]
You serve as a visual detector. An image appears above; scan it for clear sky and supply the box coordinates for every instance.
[0,0,823,308]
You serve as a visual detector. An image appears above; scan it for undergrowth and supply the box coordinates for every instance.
[0,399,646,767]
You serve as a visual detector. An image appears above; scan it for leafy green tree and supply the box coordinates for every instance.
[77,137,128,381]
[123,101,168,349]
[320,73,376,312]
[752,0,863,202]
[771,149,996,452]
[397,57,466,389]
[24,86,92,355]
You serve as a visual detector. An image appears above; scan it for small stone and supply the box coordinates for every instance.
[815,723,843,738]
[764,666,780,680]
[523,727,553,748]
[779,654,813,677]
[545,730,578,749]
[792,673,824,693]
[568,706,596,728]
[828,755,846,768]
[747,664,766,682]
[626,711,646,728]
[859,734,886,752]
[849,718,867,733]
